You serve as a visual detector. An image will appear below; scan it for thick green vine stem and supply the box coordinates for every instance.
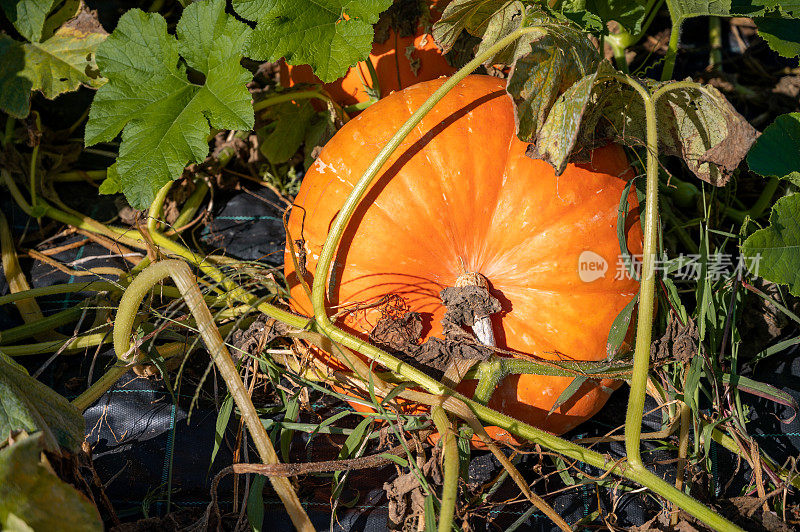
[105,260,314,531]
[3,167,309,331]
[431,405,458,532]
[307,25,742,532]
[620,76,659,470]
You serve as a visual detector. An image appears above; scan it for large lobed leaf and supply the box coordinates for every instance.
[557,0,649,34]
[85,0,254,209]
[0,0,58,42]
[0,353,84,452]
[233,0,392,83]
[666,0,800,58]
[742,195,800,296]
[746,112,800,185]
[0,433,102,531]
[0,5,106,118]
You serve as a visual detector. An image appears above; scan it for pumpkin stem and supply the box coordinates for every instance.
[454,271,496,347]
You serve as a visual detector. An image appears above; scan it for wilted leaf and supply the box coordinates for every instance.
[85,0,254,209]
[747,112,800,184]
[596,81,757,185]
[258,100,315,164]
[0,6,106,118]
[0,433,102,531]
[233,0,392,83]
[506,22,600,148]
[741,194,800,296]
[0,353,84,452]
[527,60,617,173]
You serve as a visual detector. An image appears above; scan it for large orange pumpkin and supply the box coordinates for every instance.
[279,1,456,107]
[284,76,642,440]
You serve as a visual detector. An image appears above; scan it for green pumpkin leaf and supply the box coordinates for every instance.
[0,0,58,42]
[85,0,253,209]
[0,353,84,452]
[664,1,800,58]
[233,0,392,83]
[0,7,106,119]
[258,100,316,164]
[741,194,800,296]
[558,0,648,34]
[754,16,800,58]
[747,112,800,184]
[0,433,102,531]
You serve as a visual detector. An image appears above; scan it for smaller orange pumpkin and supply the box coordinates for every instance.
[279,0,456,107]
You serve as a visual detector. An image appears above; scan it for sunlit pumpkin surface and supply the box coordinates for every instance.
[285,75,643,439]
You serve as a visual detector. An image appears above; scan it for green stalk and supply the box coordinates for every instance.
[72,363,129,411]
[307,25,741,531]
[605,0,664,73]
[662,14,682,80]
[1,332,109,356]
[108,260,314,531]
[147,181,173,233]
[724,177,779,223]
[50,170,107,182]
[622,77,659,470]
[612,41,630,73]
[2,116,13,148]
[0,304,87,344]
[708,424,800,491]
[0,281,120,306]
[708,17,723,70]
[170,179,208,230]
[253,89,330,112]
[29,112,41,214]
[431,405,458,532]
[4,168,308,330]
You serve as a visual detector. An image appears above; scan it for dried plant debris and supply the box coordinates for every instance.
[369,284,501,377]
[373,0,424,43]
[230,316,293,359]
[651,315,699,363]
[384,444,443,530]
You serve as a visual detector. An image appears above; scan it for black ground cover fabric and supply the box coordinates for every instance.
[2,187,799,530]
